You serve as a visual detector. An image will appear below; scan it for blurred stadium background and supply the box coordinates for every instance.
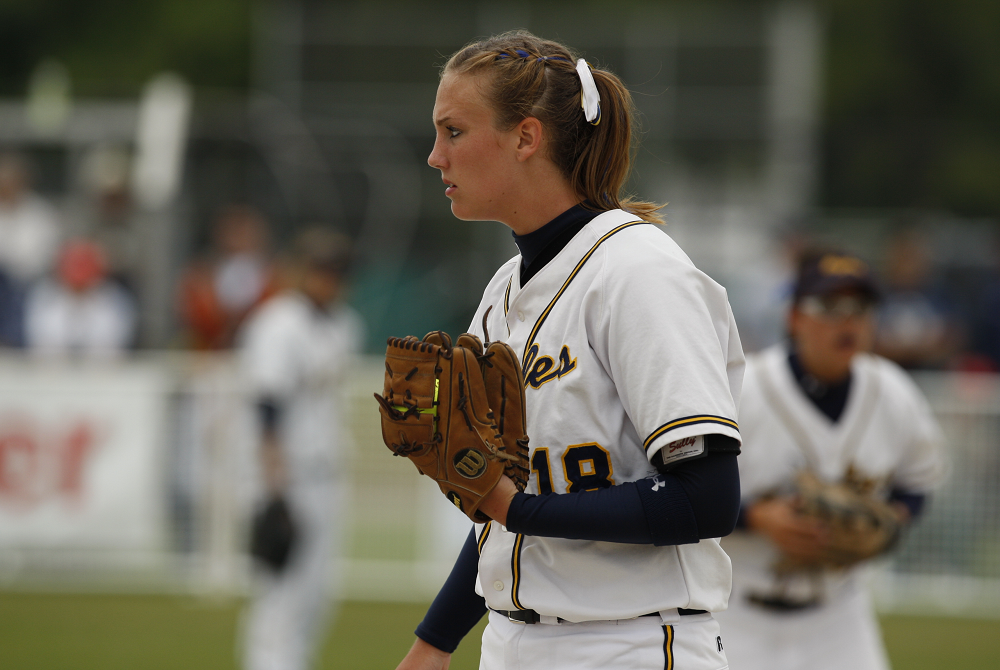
[0,0,998,667]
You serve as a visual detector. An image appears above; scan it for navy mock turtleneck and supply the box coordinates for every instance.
[512,203,598,285]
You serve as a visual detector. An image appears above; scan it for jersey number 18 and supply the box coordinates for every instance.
[531,443,614,494]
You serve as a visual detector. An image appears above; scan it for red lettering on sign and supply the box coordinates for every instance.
[0,428,39,502]
[0,415,101,510]
[59,423,95,503]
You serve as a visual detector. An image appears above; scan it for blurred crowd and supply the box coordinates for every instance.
[1,146,999,371]
[0,150,135,357]
[175,203,278,351]
[726,223,1000,373]
[0,148,285,358]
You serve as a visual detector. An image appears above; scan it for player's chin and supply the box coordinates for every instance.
[834,334,860,355]
[449,201,485,222]
[833,348,859,369]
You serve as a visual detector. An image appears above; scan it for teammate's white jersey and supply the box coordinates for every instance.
[722,344,945,605]
[240,291,363,482]
[717,344,945,670]
[238,290,362,670]
[466,209,744,621]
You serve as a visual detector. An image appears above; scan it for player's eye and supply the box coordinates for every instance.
[447,126,461,138]
[798,295,873,320]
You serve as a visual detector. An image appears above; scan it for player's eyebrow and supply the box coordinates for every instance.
[434,115,452,126]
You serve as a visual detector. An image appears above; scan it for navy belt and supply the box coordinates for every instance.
[492,608,707,624]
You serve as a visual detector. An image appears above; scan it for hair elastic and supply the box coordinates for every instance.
[496,50,569,64]
[575,58,601,125]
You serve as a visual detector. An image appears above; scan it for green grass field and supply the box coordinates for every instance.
[0,592,997,669]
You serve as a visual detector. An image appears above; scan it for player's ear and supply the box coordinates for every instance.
[514,116,543,161]
[786,307,802,341]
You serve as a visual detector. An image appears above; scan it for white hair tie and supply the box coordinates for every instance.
[575,58,601,125]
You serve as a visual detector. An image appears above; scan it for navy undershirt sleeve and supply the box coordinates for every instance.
[506,451,740,546]
[414,529,486,654]
[257,398,283,433]
[735,504,752,529]
[890,489,927,519]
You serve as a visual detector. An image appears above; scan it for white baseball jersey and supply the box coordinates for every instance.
[239,291,363,482]
[716,344,945,670]
[467,209,745,621]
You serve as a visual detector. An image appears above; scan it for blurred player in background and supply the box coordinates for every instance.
[238,227,363,670]
[398,31,744,670]
[716,249,946,670]
[177,204,277,350]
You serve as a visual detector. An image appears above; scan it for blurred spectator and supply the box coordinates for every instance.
[238,227,363,670]
[24,239,136,358]
[176,204,278,349]
[965,235,1000,371]
[0,151,62,346]
[728,226,809,353]
[874,228,961,369]
[74,144,141,293]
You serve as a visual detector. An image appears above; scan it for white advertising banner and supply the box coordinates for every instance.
[0,358,170,551]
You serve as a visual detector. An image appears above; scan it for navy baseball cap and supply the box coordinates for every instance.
[792,249,880,302]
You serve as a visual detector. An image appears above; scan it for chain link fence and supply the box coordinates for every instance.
[0,354,997,616]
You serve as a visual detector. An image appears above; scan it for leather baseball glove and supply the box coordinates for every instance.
[249,494,297,572]
[374,331,527,523]
[784,469,903,571]
[455,333,530,492]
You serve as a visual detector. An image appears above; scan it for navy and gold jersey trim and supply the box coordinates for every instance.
[520,220,646,375]
[477,521,492,554]
[503,276,512,317]
[510,533,526,610]
[662,624,675,670]
[643,415,740,450]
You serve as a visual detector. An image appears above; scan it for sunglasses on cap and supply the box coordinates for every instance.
[797,294,875,320]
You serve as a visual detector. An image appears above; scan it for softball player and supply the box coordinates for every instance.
[239,229,362,670]
[714,249,946,670]
[398,31,744,670]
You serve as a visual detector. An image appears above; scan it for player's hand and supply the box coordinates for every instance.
[261,433,288,495]
[396,638,451,670]
[890,501,911,526]
[478,475,519,526]
[746,496,829,564]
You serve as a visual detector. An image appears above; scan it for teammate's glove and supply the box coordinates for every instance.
[374,331,527,523]
[249,494,298,572]
[786,470,903,570]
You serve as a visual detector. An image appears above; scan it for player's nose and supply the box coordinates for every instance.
[427,140,447,170]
